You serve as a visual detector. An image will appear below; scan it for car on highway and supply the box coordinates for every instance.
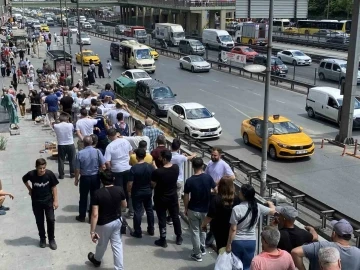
[75,50,100,65]
[46,17,55,26]
[135,79,178,116]
[178,39,205,56]
[313,29,332,38]
[40,24,49,32]
[167,103,222,139]
[87,18,96,25]
[149,47,159,60]
[326,35,349,44]
[121,69,152,83]
[115,25,127,35]
[231,46,258,61]
[253,54,288,77]
[97,26,108,34]
[76,33,91,45]
[179,55,210,73]
[318,58,360,84]
[94,22,103,30]
[69,27,78,34]
[241,115,315,159]
[277,50,312,66]
[32,23,41,30]
[82,22,92,29]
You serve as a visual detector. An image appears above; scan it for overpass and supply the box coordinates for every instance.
[11,0,118,8]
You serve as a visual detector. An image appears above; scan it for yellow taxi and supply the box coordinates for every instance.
[241,115,315,159]
[75,50,100,66]
[149,47,159,60]
[40,24,49,32]
[283,27,299,35]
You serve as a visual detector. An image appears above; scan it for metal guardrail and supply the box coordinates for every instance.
[118,0,236,7]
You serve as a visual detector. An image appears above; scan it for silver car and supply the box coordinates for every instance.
[179,55,211,73]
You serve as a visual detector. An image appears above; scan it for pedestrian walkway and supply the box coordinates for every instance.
[0,43,217,270]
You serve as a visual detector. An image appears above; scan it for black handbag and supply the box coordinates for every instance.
[104,187,128,235]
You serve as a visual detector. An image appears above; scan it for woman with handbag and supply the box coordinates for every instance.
[88,169,127,269]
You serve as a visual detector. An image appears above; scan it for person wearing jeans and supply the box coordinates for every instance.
[53,114,76,179]
[75,136,106,223]
[183,157,216,261]
[127,148,155,238]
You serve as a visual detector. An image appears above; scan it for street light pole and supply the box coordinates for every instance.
[260,0,274,197]
[65,0,73,84]
[76,1,84,82]
[60,0,67,77]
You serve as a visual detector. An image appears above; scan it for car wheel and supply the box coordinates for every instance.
[168,118,172,126]
[307,107,315,118]
[319,73,325,80]
[185,128,190,136]
[191,66,195,73]
[292,60,297,66]
[243,132,250,145]
[152,70,155,74]
[180,63,183,69]
[269,145,277,159]
[150,107,156,116]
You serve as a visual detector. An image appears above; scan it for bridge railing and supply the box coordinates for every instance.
[118,0,236,7]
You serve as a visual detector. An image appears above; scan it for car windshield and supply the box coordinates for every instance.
[136,30,147,36]
[81,33,89,38]
[173,32,185,38]
[133,72,150,79]
[243,47,254,52]
[186,108,212,119]
[273,121,300,135]
[337,98,360,109]
[340,64,347,69]
[293,51,305,56]
[190,56,204,62]
[271,58,284,65]
[152,86,174,99]
[190,40,202,46]
[82,51,95,56]
[135,49,151,60]
[219,35,233,42]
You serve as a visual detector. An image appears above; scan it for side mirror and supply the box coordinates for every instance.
[336,69,341,72]
[174,93,177,96]
[212,112,215,116]
[179,115,185,119]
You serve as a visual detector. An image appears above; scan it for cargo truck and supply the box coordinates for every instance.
[124,26,148,43]
[240,23,268,45]
[152,23,185,46]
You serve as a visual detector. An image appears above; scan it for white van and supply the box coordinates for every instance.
[306,86,360,125]
[120,40,156,73]
[202,29,234,51]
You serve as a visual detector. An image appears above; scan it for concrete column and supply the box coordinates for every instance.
[142,7,146,27]
[159,9,163,23]
[208,10,216,29]
[167,10,172,23]
[185,12,191,35]
[135,6,139,25]
[220,10,226,30]
[189,13,198,36]
[178,12,184,27]
[150,8,154,27]
[199,10,207,34]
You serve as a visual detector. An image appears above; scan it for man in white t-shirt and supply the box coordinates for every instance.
[104,128,133,213]
[123,122,150,152]
[27,78,34,92]
[205,147,235,184]
[105,100,131,126]
[76,108,99,150]
[53,114,76,179]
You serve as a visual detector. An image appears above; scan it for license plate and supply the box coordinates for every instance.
[204,132,215,136]
[296,150,308,154]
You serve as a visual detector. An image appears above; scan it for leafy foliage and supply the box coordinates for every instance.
[0,136,7,150]
[309,0,353,19]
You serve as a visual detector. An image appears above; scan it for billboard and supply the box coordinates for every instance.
[236,0,308,19]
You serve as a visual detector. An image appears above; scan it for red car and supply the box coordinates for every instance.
[231,46,258,61]
[60,29,68,36]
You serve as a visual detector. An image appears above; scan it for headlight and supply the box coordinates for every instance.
[217,125,221,129]
[190,126,200,131]
[277,143,289,148]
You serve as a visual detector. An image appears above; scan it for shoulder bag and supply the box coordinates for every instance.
[237,206,252,225]
[104,186,128,235]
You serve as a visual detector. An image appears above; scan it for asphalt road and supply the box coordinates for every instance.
[52,27,360,221]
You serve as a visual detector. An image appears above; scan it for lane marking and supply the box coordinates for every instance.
[196,75,203,77]
[252,92,261,96]
[213,79,220,83]
[276,100,285,104]
[229,85,239,89]
[227,103,251,118]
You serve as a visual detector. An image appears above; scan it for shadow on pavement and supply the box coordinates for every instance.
[153,247,191,260]
[62,205,79,212]
[66,262,113,270]
[4,236,39,247]
[55,215,78,223]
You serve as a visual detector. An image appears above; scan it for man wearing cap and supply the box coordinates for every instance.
[143,118,164,152]
[292,219,360,270]
[274,205,318,253]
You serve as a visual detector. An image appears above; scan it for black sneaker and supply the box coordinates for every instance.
[58,175,64,179]
[49,239,57,250]
[166,216,173,225]
[130,231,142,238]
[0,205,9,211]
[200,245,206,255]
[154,238,168,248]
[76,216,85,222]
[190,253,202,262]
[39,238,46,248]
[147,229,154,236]
[88,252,101,267]
[176,235,183,245]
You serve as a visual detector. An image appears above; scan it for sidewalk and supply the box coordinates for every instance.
[0,43,217,269]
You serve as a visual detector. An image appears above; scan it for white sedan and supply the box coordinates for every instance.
[167,102,222,139]
[277,50,312,66]
[121,69,152,83]
[179,55,211,72]
[69,27,78,34]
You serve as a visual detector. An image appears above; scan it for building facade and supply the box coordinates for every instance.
[0,0,11,26]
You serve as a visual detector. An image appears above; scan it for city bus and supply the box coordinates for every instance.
[297,20,351,35]
[273,19,291,32]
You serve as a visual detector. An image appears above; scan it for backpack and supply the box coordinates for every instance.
[114,122,129,136]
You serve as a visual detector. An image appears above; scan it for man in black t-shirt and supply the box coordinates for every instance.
[16,89,26,117]
[22,158,59,250]
[274,206,318,253]
[151,149,182,248]
[184,157,216,261]
[60,90,74,119]
[128,148,155,238]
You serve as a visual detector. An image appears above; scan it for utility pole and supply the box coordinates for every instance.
[336,0,360,144]
[60,0,67,77]
[71,0,84,82]
[260,0,274,197]
[65,0,73,84]
[327,0,330,19]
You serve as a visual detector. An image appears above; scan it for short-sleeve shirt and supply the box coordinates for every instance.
[76,118,98,137]
[53,122,74,145]
[106,109,130,126]
[129,163,154,196]
[277,226,313,253]
[171,152,188,182]
[22,169,59,203]
[99,90,115,100]
[205,159,234,183]
[124,136,150,152]
[75,146,106,176]
[230,202,271,241]
[250,249,296,270]
[184,173,216,213]
[302,241,360,270]
[104,138,132,173]
[151,145,167,168]
[152,164,179,201]
[60,96,74,113]
[92,186,126,226]
[45,94,59,112]
[129,153,153,166]
[16,93,26,104]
